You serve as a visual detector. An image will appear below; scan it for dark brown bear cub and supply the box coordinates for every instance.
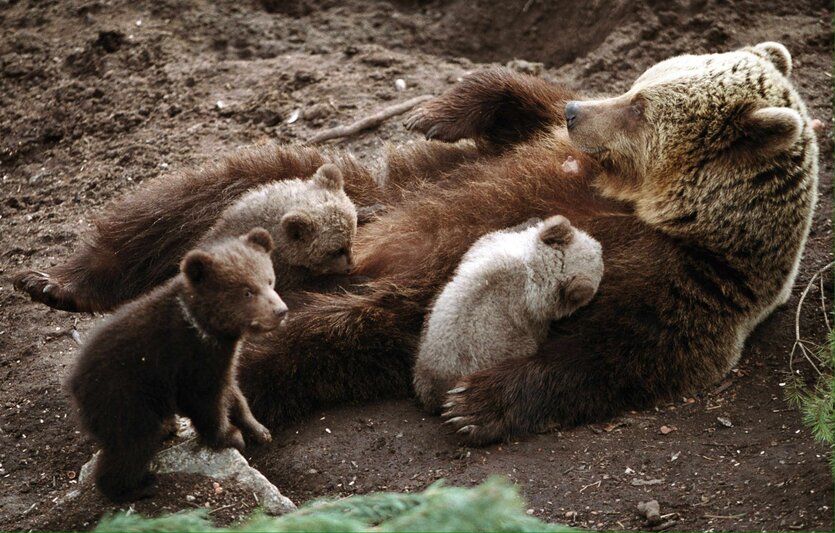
[68,228,286,502]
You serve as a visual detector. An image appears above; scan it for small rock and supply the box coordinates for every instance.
[717,416,733,427]
[659,425,676,435]
[394,78,407,91]
[526,508,535,515]
[506,58,544,76]
[186,494,196,502]
[78,439,296,515]
[637,499,662,526]
[302,103,330,121]
[215,100,233,117]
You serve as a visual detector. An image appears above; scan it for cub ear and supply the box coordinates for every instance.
[243,227,274,253]
[738,106,803,157]
[313,164,344,191]
[752,42,792,77]
[281,211,315,242]
[564,277,597,311]
[181,250,214,286]
[539,215,574,248]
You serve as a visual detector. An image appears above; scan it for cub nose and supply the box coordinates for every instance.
[565,101,580,129]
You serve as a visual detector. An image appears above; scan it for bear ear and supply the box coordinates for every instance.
[281,211,315,242]
[539,215,574,248]
[313,164,344,191]
[737,106,803,157]
[564,277,597,311]
[243,227,274,253]
[752,42,792,77]
[181,250,214,286]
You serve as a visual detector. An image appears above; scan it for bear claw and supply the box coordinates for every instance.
[13,270,87,312]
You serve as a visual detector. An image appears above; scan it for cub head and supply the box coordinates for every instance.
[280,164,358,275]
[181,228,288,336]
[564,42,815,221]
[532,215,604,320]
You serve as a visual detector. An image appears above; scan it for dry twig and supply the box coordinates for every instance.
[789,261,834,377]
[309,95,433,143]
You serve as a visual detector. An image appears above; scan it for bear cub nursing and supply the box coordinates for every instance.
[200,163,358,292]
[69,228,286,502]
[414,216,604,414]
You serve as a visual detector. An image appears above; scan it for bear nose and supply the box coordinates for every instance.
[565,101,580,129]
[274,305,288,319]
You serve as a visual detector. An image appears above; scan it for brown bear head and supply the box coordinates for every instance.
[181,228,288,337]
[564,42,816,232]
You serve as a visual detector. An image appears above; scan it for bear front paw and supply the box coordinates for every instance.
[13,270,80,312]
[403,103,470,143]
[441,377,517,447]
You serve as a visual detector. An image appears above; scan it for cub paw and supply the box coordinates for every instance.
[13,270,80,312]
[244,421,272,445]
[224,427,246,452]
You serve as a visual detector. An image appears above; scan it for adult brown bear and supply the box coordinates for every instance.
[15,43,819,445]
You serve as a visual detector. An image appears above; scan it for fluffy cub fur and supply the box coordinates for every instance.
[200,163,358,292]
[68,228,285,502]
[413,215,603,413]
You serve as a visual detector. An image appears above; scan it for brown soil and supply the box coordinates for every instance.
[1,0,832,531]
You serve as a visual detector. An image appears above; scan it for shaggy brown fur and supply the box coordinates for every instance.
[199,163,358,294]
[19,44,819,446]
[68,229,283,502]
[13,147,378,312]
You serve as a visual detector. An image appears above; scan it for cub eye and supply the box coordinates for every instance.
[244,288,254,298]
[330,247,346,258]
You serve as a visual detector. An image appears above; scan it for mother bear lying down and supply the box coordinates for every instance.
[15,42,819,445]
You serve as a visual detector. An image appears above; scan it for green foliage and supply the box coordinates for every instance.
[95,476,572,532]
[785,330,834,446]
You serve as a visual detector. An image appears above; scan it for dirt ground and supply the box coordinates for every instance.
[1,0,833,531]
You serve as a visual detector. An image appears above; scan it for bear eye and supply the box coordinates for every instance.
[331,247,346,258]
[630,96,645,118]
[244,288,254,298]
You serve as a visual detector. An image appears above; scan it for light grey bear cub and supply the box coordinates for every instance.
[413,215,604,414]
[201,164,358,293]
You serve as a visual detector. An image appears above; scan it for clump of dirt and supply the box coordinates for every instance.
[1,0,832,531]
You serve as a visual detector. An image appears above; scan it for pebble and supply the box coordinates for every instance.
[394,78,407,91]
[717,416,733,427]
[637,499,662,526]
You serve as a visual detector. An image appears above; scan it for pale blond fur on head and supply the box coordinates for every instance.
[202,164,358,292]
